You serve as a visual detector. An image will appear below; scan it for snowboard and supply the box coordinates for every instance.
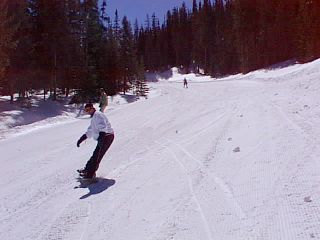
[79,177,98,183]
[75,176,99,188]
[76,169,98,186]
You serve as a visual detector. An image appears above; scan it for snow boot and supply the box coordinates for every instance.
[77,168,86,174]
[80,172,96,180]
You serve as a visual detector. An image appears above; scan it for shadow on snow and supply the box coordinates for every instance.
[75,177,116,199]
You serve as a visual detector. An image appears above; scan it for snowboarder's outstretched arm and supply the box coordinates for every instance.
[77,134,87,147]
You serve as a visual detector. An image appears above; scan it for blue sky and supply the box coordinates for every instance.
[102,0,193,26]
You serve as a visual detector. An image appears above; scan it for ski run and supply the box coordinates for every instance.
[1,60,320,240]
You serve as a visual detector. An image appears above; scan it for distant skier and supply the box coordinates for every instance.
[183,78,188,88]
[99,88,108,112]
[76,103,114,179]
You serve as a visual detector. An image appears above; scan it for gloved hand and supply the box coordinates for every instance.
[77,134,87,147]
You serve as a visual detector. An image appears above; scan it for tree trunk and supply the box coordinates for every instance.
[52,46,57,101]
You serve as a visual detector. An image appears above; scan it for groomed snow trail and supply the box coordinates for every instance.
[1,66,320,239]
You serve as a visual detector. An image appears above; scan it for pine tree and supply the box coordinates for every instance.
[232,0,260,73]
[113,10,121,43]
[178,3,192,71]
[191,0,201,73]
[62,0,84,97]
[212,0,225,75]
[81,0,103,90]
[197,0,214,74]
[143,14,153,70]
[165,10,176,68]
[49,0,76,100]
[119,16,137,93]
[223,0,239,74]
[28,0,73,100]
[0,0,19,99]
[99,12,119,96]
[134,57,148,98]
[296,0,320,62]
[150,13,161,70]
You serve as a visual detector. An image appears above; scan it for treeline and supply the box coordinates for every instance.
[137,0,320,76]
[1,0,320,102]
[0,0,147,102]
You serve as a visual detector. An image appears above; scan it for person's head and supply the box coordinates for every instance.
[100,88,105,94]
[84,103,95,115]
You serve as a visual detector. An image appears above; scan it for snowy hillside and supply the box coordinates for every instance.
[1,59,320,240]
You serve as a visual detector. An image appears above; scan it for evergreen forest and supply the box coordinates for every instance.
[1,0,319,102]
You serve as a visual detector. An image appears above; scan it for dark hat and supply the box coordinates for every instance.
[84,103,93,109]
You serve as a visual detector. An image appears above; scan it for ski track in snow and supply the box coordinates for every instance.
[164,120,257,239]
[166,143,215,240]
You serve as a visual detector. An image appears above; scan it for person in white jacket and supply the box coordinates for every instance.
[77,103,114,179]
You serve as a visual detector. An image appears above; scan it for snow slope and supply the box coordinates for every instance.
[1,60,320,240]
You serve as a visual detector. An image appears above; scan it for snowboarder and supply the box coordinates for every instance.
[183,78,188,88]
[99,88,108,112]
[76,103,114,179]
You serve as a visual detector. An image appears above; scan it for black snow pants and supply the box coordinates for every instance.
[85,132,114,176]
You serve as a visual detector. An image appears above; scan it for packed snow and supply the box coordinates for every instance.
[1,59,320,240]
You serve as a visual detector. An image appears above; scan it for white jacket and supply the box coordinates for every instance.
[86,110,114,140]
